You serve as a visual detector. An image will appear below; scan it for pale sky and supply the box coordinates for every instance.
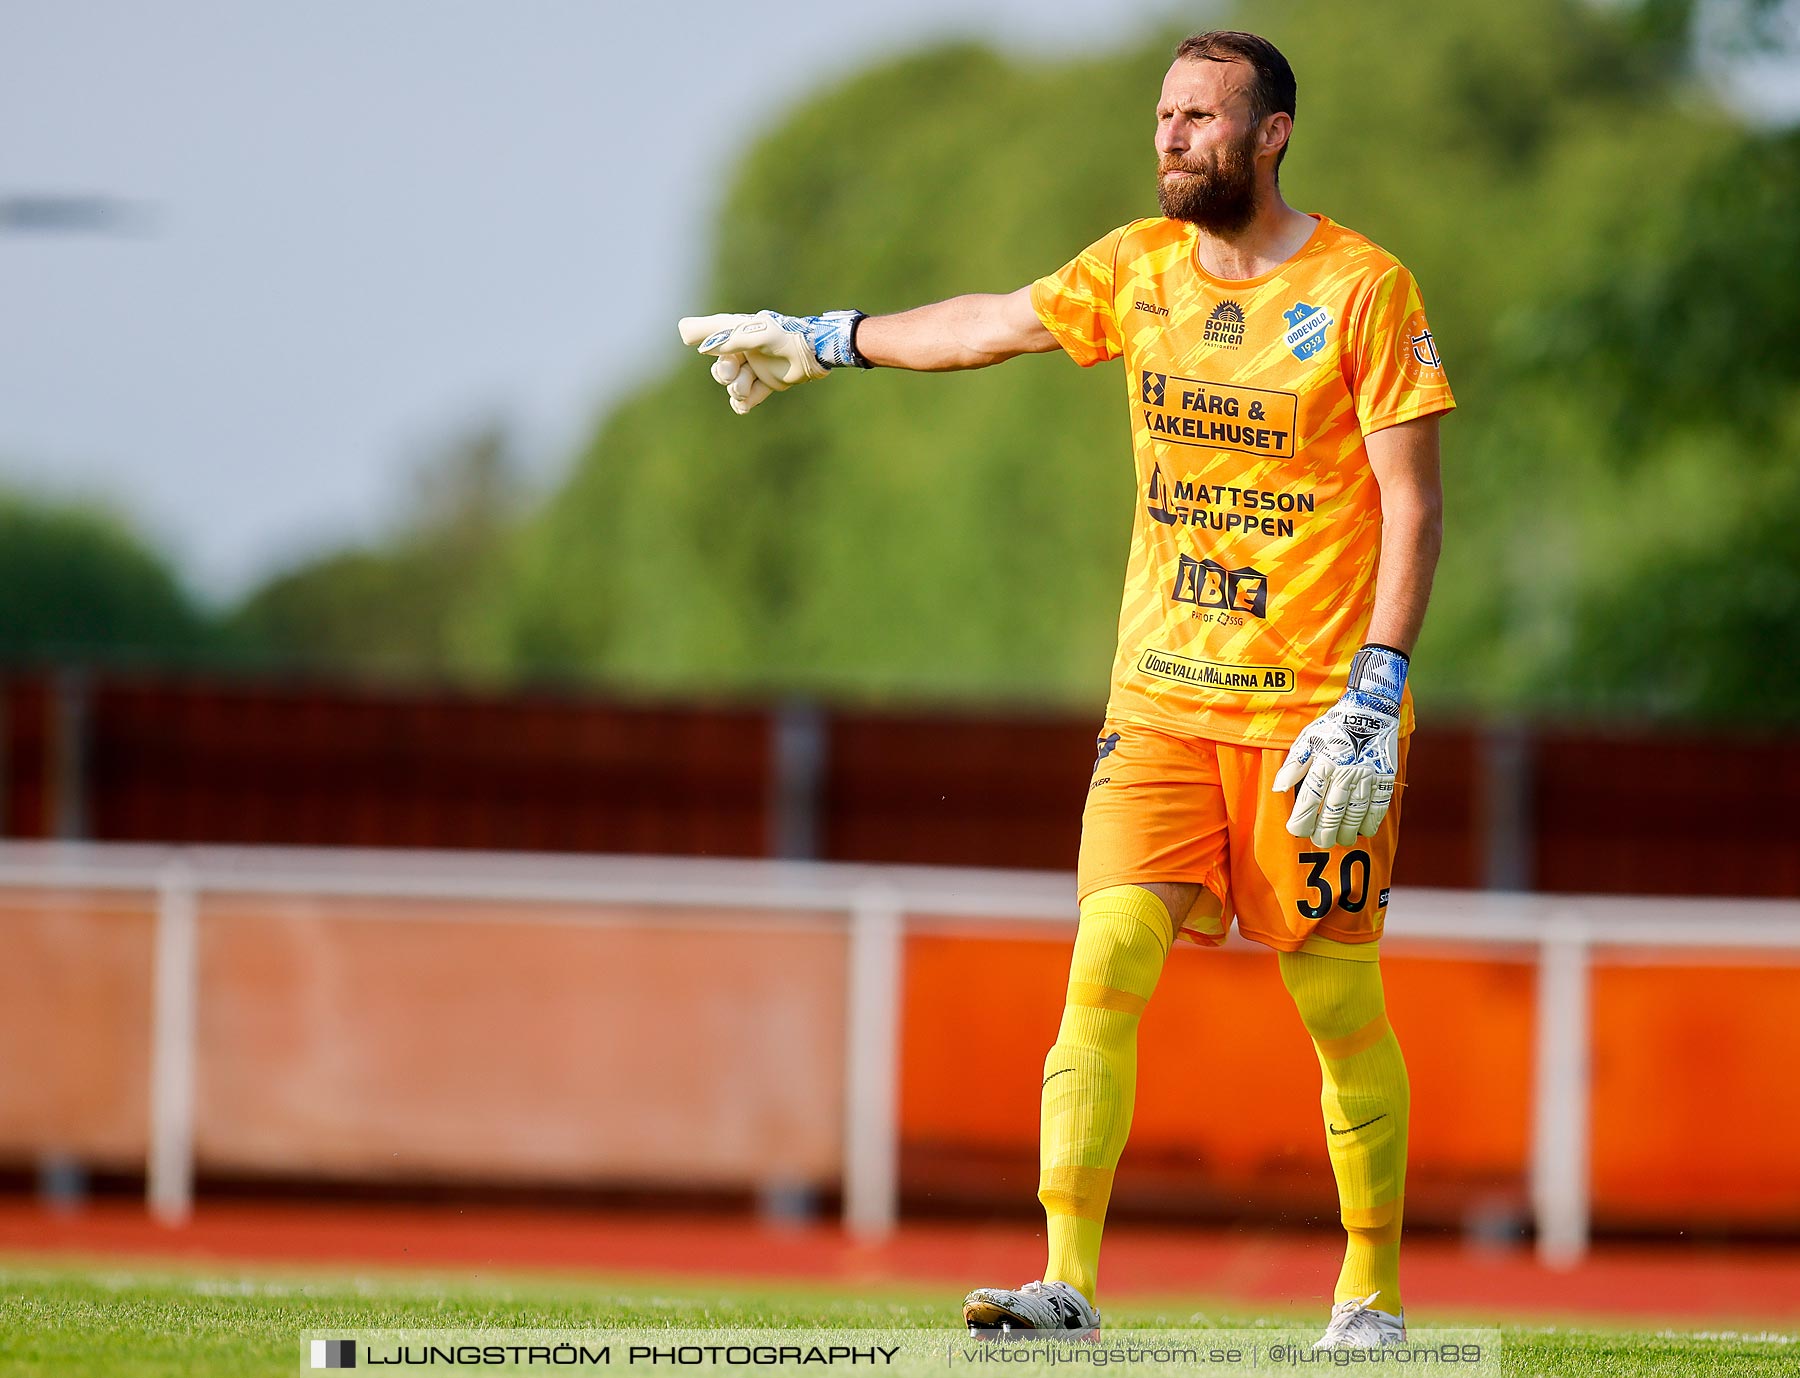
[0,0,1186,598]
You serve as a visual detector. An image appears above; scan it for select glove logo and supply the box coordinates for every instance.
[311,1338,357,1369]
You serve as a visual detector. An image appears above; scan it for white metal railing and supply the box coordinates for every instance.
[3,841,1798,1265]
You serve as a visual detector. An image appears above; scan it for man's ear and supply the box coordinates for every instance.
[1262,112,1292,162]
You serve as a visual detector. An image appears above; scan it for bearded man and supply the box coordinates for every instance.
[679,29,1453,1351]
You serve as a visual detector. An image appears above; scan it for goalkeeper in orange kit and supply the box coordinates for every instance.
[679,30,1452,1351]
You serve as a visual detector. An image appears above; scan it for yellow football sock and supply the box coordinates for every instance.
[1038,885,1174,1304]
[1278,949,1410,1314]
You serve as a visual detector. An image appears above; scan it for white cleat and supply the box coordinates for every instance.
[1312,1291,1406,1349]
[962,1280,1100,1340]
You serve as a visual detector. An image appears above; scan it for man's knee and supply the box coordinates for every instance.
[1279,949,1388,1043]
[1067,887,1177,1007]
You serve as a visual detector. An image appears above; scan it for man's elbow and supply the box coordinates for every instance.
[1388,486,1443,549]
[1420,489,1444,539]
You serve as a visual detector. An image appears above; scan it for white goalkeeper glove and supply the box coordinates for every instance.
[676,309,871,414]
[1272,644,1408,850]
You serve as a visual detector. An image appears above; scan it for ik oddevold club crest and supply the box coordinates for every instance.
[1283,301,1333,361]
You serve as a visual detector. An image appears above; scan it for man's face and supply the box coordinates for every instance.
[1154,57,1267,232]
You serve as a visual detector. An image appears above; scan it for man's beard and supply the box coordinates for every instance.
[1157,131,1259,233]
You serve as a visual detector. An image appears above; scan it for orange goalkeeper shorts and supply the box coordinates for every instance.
[1076,719,1410,954]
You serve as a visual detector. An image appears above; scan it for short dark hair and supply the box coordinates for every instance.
[1173,30,1297,169]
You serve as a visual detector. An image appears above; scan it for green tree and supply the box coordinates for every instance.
[491,0,1792,723]
[1503,130,1800,722]
[0,492,216,664]
[230,423,523,680]
[212,0,1796,726]
[496,42,1164,703]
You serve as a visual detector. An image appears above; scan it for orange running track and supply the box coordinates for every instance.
[4,1201,1797,1327]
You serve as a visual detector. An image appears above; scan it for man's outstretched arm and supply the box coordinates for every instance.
[677,287,1056,412]
[856,287,1058,370]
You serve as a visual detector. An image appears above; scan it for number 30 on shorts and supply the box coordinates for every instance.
[1295,849,1372,918]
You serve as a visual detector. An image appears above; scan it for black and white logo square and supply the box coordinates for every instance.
[310,1338,356,1369]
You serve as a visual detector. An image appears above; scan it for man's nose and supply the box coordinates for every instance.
[1155,123,1184,157]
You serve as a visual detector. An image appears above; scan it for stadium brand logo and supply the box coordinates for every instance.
[1133,300,1170,318]
[311,1338,356,1369]
[1203,300,1245,349]
[1170,554,1269,618]
[1282,301,1333,360]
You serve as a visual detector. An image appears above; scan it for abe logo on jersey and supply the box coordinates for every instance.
[1171,553,1269,619]
[1282,301,1334,361]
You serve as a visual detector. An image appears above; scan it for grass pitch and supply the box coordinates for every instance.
[2,1260,1793,1378]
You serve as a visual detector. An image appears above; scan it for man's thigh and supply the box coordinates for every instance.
[1076,721,1232,943]
[1220,735,1411,954]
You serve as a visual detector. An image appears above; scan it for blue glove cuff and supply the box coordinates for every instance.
[1347,643,1409,715]
[802,310,872,369]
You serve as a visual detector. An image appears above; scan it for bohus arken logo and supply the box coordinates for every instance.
[1203,300,1245,349]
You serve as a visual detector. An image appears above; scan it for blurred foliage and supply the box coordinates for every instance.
[229,423,522,680]
[17,0,1798,725]
[0,424,522,681]
[0,493,218,665]
[479,0,1800,724]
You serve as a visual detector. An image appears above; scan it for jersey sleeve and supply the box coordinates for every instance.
[1030,227,1128,367]
[1349,264,1456,433]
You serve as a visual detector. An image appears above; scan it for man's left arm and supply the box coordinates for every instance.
[1272,413,1445,847]
[1363,414,1445,655]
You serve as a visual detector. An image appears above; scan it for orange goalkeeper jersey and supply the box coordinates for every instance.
[1031,214,1454,747]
